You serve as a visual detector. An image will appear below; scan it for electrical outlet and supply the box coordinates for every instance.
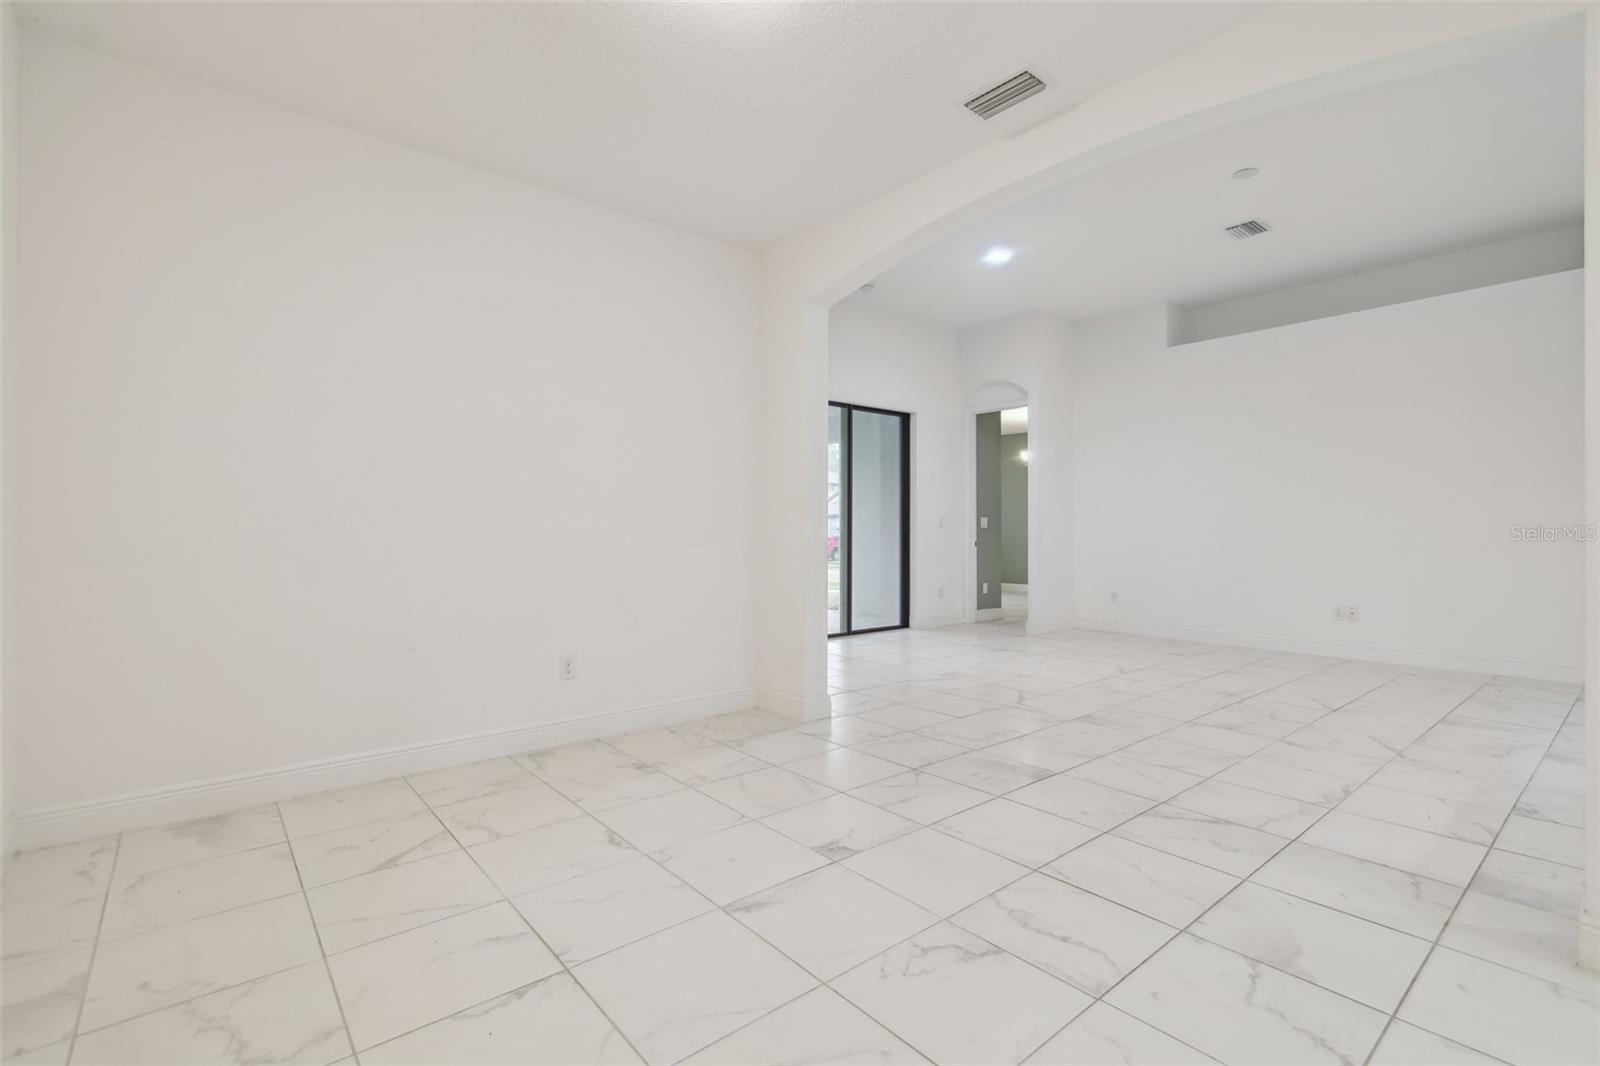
[979,516,989,529]
[558,655,577,680]
[1110,590,1120,604]
[982,582,989,595]
[1332,606,1361,623]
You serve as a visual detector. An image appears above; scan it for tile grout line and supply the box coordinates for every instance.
[274,799,361,1066]
[61,833,121,1065]
[1358,690,1583,1066]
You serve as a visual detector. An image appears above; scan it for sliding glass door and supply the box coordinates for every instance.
[828,403,909,636]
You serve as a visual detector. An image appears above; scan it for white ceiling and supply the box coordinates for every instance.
[16,0,1265,248]
[855,25,1586,329]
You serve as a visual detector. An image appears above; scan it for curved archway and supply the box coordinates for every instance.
[757,6,1584,724]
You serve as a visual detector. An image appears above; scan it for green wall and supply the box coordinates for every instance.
[975,412,1002,609]
[1001,431,1028,584]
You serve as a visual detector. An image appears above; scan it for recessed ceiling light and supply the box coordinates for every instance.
[1232,167,1260,180]
[858,282,876,294]
[981,246,1016,266]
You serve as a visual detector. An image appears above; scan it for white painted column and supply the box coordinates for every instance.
[1580,0,1599,973]
[754,287,831,721]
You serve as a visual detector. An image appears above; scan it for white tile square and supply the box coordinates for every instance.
[290,810,458,888]
[595,788,744,853]
[1010,775,1156,830]
[954,874,1175,995]
[1068,754,1202,801]
[101,844,301,940]
[1252,842,1460,939]
[696,766,834,818]
[654,821,827,904]
[856,731,982,769]
[1299,810,1487,886]
[761,793,916,859]
[407,757,538,808]
[934,798,1098,867]
[728,865,935,978]
[1112,805,1290,877]
[511,854,712,964]
[1397,947,1600,1066]
[70,961,349,1066]
[842,828,1028,915]
[1026,1001,1219,1065]
[1168,780,1328,837]
[279,779,427,839]
[433,782,585,846]
[468,816,637,895]
[573,911,814,1064]
[113,807,285,880]
[833,922,1091,1065]
[307,848,501,953]
[328,901,560,1050]
[360,971,638,1065]
[849,770,990,823]
[0,948,89,1059]
[784,748,905,790]
[1105,934,1387,1065]
[517,740,637,781]
[1191,882,1431,1010]
[1044,835,1237,927]
[925,751,1054,795]
[80,895,321,1031]
[552,765,686,813]
[682,987,920,1065]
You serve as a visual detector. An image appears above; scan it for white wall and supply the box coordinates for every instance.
[7,35,762,834]
[0,2,17,862]
[1071,270,1586,677]
[828,302,964,629]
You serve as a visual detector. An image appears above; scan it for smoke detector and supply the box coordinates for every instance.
[1224,219,1271,240]
[964,71,1047,120]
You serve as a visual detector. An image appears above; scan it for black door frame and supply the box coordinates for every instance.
[829,401,911,637]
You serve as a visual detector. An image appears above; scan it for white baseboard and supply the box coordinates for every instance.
[1070,617,1583,683]
[910,611,964,630]
[757,689,833,722]
[11,688,759,851]
[974,607,1005,621]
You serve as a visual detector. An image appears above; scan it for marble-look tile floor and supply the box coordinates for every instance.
[3,623,1595,1064]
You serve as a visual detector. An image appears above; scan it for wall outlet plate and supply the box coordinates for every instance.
[558,655,577,680]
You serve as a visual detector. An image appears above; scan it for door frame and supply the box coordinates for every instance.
[829,401,911,637]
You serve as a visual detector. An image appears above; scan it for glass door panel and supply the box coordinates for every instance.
[828,403,909,636]
[827,405,847,637]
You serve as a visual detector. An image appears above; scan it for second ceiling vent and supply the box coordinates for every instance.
[1224,219,1272,239]
[964,71,1047,120]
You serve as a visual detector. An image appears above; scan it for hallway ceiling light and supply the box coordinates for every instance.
[981,246,1016,266]
[1232,166,1260,180]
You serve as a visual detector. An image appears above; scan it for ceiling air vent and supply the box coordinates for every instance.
[964,71,1046,120]
[1224,219,1271,240]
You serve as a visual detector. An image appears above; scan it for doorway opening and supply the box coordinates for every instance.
[828,402,910,637]
[973,403,1029,623]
